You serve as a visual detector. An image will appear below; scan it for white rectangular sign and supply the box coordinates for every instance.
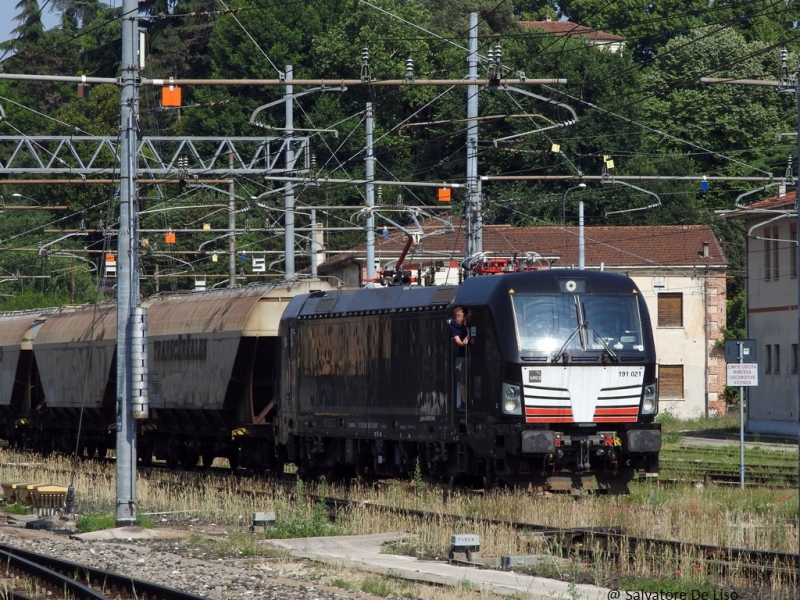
[252,257,266,273]
[727,363,758,387]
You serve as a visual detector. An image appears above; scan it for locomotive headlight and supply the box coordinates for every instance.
[641,383,658,415]
[501,383,522,415]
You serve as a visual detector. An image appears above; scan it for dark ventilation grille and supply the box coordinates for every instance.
[430,287,457,304]
[315,298,337,313]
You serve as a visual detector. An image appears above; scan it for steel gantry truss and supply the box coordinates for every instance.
[0,135,310,176]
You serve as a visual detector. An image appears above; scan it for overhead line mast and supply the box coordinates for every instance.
[465,13,481,261]
[116,0,140,528]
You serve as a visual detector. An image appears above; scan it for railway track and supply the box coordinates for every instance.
[0,543,210,600]
[316,496,796,587]
[118,468,800,588]
[659,457,798,487]
[4,446,797,590]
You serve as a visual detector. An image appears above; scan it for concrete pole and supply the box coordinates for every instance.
[115,0,140,527]
[365,102,375,282]
[465,12,479,265]
[795,67,800,578]
[579,201,585,269]
[228,153,236,287]
[310,209,318,277]
[284,66,295,279]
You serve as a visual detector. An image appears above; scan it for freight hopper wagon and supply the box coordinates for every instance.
[0,279,338,468]
[0,310,49,448]
[140,278,339,471]
[0,304,118,456]
[278,269,660,492]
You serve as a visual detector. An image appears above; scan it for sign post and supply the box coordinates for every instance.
[725,340,757,488]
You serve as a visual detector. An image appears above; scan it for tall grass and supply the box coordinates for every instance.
[0,446,795,594]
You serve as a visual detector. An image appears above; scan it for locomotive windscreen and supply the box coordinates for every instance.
[511,293,644,354]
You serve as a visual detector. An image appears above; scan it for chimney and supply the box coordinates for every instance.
[702,241,709,259]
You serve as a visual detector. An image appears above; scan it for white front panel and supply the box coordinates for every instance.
[522,365,644,423]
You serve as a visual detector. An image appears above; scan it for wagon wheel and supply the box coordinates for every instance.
[482,460,497,490]
[166,451,180,470]
[138,441,154,467]
[355,456,375,485]
[439,476,456,492]
[202,452,215,470]
[183,448,200,470]
[228,449,240,471]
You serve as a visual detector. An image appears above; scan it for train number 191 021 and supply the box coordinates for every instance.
[618,370,643,378]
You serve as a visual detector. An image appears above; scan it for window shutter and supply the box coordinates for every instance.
[659,365,684,399]
[657,293,683,327]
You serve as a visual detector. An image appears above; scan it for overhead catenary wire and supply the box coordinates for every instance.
[0,0,788,288]
[0,3,776,189]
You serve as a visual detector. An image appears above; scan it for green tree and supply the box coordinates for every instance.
[426,0,518,38]
[556,0,800,63]
[50,0,103,31]
[2,0,44,49]
[639,27,793,192]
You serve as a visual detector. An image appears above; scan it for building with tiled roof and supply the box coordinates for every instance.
[723,189,798,435]
[317,222,728,419]
[520,18,626,53]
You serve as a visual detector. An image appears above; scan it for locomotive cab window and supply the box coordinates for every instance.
[511,293,644,354]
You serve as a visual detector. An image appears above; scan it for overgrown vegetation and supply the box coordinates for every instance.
[657,411,739,435]
[75,511,156,533]
[0,444,795,595]
[1,502,34,515]
[263,483,342,539]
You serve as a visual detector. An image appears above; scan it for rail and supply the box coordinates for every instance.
[0,544,210,600]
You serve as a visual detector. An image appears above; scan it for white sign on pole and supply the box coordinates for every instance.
[726,363,758,387]
[252,257,266,273]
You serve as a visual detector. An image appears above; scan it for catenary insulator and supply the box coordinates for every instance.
[405,54,414,84]
[780,48,790,86]
[361,47,371,82]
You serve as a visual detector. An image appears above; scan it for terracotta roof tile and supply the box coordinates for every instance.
[519,20,625,43]
[321,223,726,269]
[742,189,796,211]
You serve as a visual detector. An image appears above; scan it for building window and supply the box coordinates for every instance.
[773,226,780,280]
[791,223,797,278]
[657,293,683,327]
[659,365,684,399]
[775,344,781,374]
[765,344,772,374]
[765,230,771,281]
[793,344,798,374]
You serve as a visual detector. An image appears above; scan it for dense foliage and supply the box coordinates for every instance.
[0,0,796,310]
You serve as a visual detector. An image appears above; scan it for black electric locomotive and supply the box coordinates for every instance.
[278,269,660,491]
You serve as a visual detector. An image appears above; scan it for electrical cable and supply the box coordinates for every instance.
[216,0,282,77]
